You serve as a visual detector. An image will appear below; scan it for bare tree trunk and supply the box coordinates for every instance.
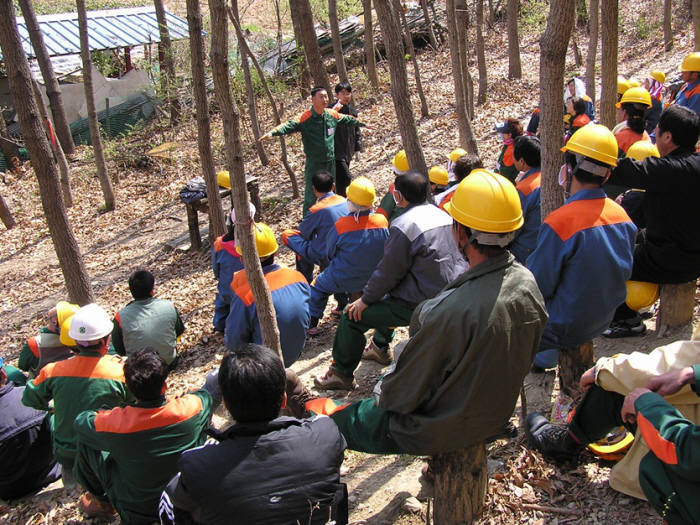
[570,24,583,67]
[507,0,522,79]
[420,0,439,48]
[559,342,594,402]
[432,443,487,523]
[394,0,429,117]
[539,0,574,220]
[290,1,312,98]
[362,0,379,89]
[0,113,21,171]
[374,0,427,174]
[446,0,478,155]
[456,0,474,118]
[209,0,282,359]
[153,0,181,125]
[476,0,488,105]
[228,5,300,198]
[584,0,599,102]
[76,0,115,211]
[0,0,94,303]
[663,0,673,51]
[600,0,618,128]
[18,0,75,155]
[233,0,269,167]
[290,0,331,94]
[693,0,700,51]
[186,0,225,240]
[0,190,15,229]
[274,0,284,74]
[329,0,348,83]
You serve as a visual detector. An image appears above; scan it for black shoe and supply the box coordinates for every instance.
[486,421,518,443]
[525,413,583,462]
[282,369,316,419]
[602,320,646,338]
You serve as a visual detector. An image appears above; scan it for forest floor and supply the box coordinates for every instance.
[1,1,698,523]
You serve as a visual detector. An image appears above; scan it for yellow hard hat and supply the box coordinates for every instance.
[617,76,631,96]
[392,150,410,173]
[56,301,79,327]
[616,86,652,108]
[446,147,468,163]
[346,176,376,207]
[625,280,659,311]
[444,169,523,233]
[217,170,231,189]
[650,70,666,84]
[236,223,278,258]
[627,79,641,88]
[429,166,449,186]
[626,141,660,161]
[59,315,77,347]
[561,124,619,167]
[680,52,700,72]
[588,426,634,462]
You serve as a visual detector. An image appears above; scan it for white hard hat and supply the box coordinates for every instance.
[68,303,113,344]
[230,202,256,224]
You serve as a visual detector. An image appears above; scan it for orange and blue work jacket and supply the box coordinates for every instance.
[212,234,243,299]
[510,168,542,264]
[526,189,636,347]
[225,264,310,367]
[674,80,700,115]
[286,192,347,266]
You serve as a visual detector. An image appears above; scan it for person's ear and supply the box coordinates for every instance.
[161,381,168,395]
[280,392,287,409]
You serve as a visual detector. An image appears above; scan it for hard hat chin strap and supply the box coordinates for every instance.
[469,229,515,248]
[572,154,610,177]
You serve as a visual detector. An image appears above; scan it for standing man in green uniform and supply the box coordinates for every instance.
[260,87,365,216]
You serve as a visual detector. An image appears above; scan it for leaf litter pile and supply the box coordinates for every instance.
[0,3,694,522]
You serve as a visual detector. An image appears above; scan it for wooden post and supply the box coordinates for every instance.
[656,281,697,336]
[431,442,487,524]
[558,341,594,402]
[186,203,201,250]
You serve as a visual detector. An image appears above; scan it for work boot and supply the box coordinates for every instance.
[602,319,646,338]
[79,493,117,519]
[281,368,316,419]
[525,413,584,462]
[362,340,392,365]
[314,366,356,391]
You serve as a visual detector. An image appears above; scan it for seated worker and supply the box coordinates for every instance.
[112,270,185,368]
[526,125,636,370]
[674,52,700,115]
[644,70,665,134]
[566,77,595,119]
[526,106,540,136]
[307,171,547,455]
[377,150,409,223]
[617,76,632,103]
[603,105,700,338]
[160,344,347,525]
[22,304,131,476]
[565,96,591,139]
[428,165,449,197]
[306,177,389,335]
[615,140,660,229]
[526,339,700,524]
[225,223,311,367]
[0,355,61,500]
[17,301,78,376]
[283,169,347,284]
[314,171,468,390]
[434,153,483,211]
[445,147,468,183]
[613,87,652,154]
[495,118,523,183]
[73,350,213,522]
[509,136,542,264]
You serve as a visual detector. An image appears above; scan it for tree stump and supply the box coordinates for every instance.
[656,281,698,337]
[431,442,487,524]
[558,341,594,403]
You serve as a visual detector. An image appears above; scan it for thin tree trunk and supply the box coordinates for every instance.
[209,0,282,359]
[374,0,427,174]
[584,0,599,102]
[76,0,115,211]
[0,190,15,229]
[0,113,21,171]
[274,0,284,74]
[18,0,75,155]
[446,0,478,154]
[329,0,348,83]
[539,0,574,220]
[233,0,269,166]
[394,0,429,117]
[663,0,673,52]
[290,0,331,94]
[693,0,700,52]
[456,0,474,118]
[600,0,618,128]
[290,0,311,98]
[420,0,438,48]
[362,0,379,89]
[186,0,225,240]
[228,6,300,198]
[153,0,181,125]
[476,0,488,105]
[570,24,583,67]
[0,0,93,303]
[507,0,522,79]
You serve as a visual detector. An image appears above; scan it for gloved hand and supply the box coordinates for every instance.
[282,229,300,245]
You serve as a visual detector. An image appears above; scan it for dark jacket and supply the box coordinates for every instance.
[160,416,347,525]
[329,101,361,163]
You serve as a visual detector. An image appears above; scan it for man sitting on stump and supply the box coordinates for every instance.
[18,301,78,376]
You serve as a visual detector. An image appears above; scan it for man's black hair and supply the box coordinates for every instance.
[395,170,429,203]
[335,81,352,94]
[312,170,334,193]
[571,97,587,116]
[658,105,700,149]
[311,86,327,98]
[129,269,155,300]
[453,154,483,182]
[124,349,168,401]
[513,136,541,168]
[218,344,285,423]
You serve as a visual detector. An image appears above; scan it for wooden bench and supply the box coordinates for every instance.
[656,280,698,337]
[185,177,262,251]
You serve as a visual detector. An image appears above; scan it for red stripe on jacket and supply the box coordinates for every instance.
[335,214,389,235]
[93,394,203,434]
[27,337,40,358]
[637,412,679,465]
[232,268,307,307]
[214,236,239,258]
[310,194,346,213]
[516,172,542,197]
[33,355,125,385]
[545,198,632,242]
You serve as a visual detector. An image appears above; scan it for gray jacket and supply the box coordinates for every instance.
[362,203,467,307]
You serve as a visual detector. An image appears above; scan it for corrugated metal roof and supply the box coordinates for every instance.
[8,6,190,60]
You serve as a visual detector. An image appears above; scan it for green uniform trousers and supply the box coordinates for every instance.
[329,398,403,454]
[331,300,414,378]
[303,160,336,217]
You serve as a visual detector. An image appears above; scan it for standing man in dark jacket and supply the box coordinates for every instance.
[159,344,347,525]
[329,82,362,197]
